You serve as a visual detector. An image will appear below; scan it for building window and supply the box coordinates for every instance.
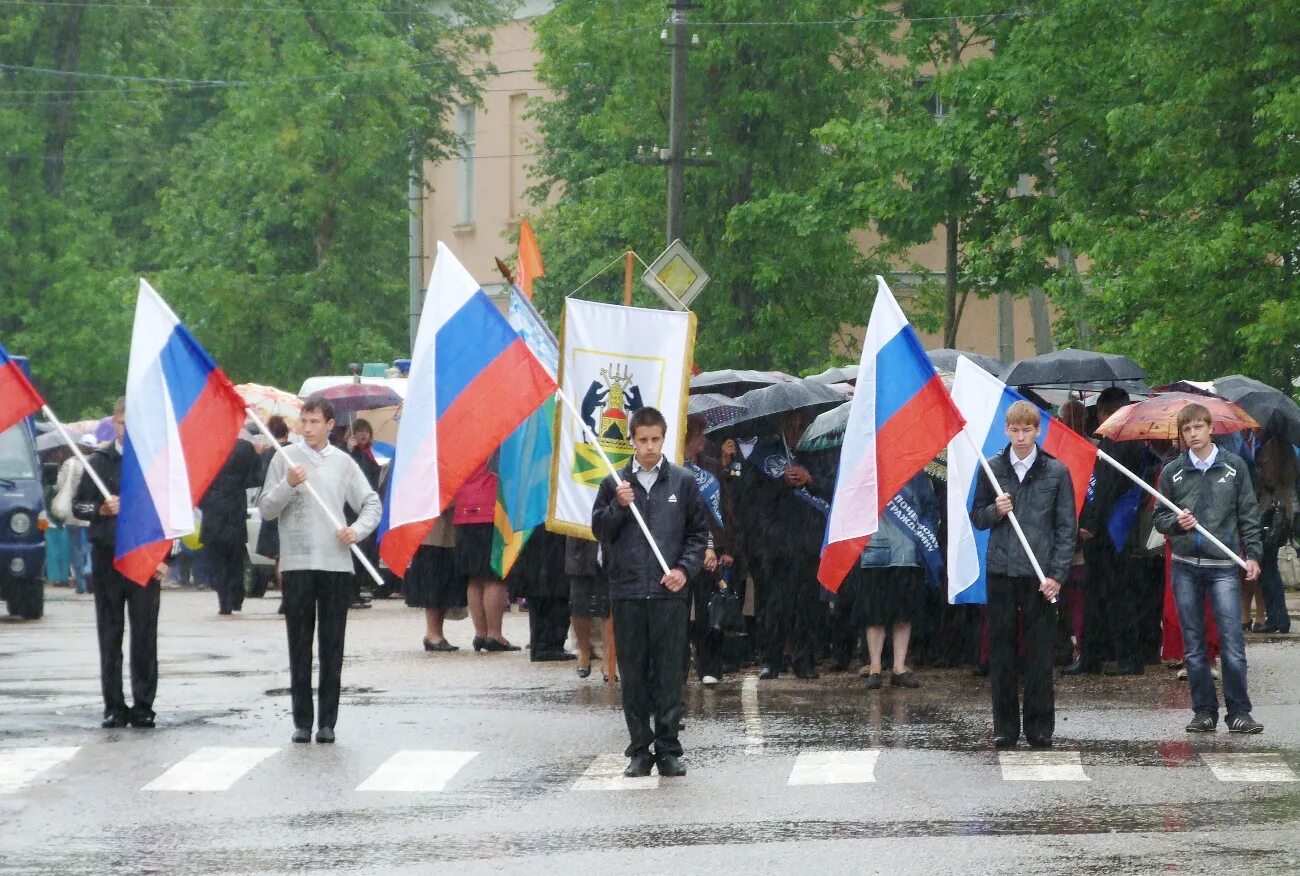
[456,104,475,225]
[913,76,947,123]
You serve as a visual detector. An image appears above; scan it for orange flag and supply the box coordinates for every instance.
[516,218,545,299]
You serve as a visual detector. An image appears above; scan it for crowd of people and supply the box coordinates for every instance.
[43,384,1291,764]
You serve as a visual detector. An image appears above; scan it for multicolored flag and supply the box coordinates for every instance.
[0,341,44,434]
[817,276,966,592]
[946,355,1099,605]
[379,242,557,578]
[516,218,545,299]
[116,279,246,584]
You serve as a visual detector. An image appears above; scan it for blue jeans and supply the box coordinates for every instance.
[1172,561,1251,718]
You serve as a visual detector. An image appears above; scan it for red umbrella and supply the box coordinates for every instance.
[1095,392,1258,441]
[308,383,403,417]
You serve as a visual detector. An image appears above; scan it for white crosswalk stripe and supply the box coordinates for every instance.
[0,747,80,794]
[998,751,1090,782]
[1201,752,1298,783]
[788,750,880,785]
[741,674,764,755]
[143,747,279,792]
[572,754,660,791]
[357,750,479,792]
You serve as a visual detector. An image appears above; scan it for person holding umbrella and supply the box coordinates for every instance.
[1153,403,1264,734]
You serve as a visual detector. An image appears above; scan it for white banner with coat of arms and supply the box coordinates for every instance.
[548,298,696,539]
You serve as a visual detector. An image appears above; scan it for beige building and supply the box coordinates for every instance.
[419,4,1050,364]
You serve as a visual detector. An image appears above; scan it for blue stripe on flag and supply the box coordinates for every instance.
[114,436,166,558]
[434,290,519,419]
[159,325,216,423]
[953,387,1022,605]
[875,328,938,425]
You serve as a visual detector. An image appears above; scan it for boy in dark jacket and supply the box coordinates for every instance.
[592,406,710,778]
[1153,403,1264,734]
[972,401,1076,750]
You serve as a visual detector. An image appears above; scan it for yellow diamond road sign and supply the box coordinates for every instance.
[642,240,710,311]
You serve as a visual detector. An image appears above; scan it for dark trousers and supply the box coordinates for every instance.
[91,547,160,719]
[829,578,861,667]
[613,598,690,758]
[1260,548,1291,632]
[206,541,245,613]
[528,595,572,656]
[988,573,1056,741]
[1081,542,1141,668]
[690,576,723,680]
[754,550,821,671]
[282,570,351,730]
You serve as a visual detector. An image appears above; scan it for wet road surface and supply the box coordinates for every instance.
[3,587,1299,875]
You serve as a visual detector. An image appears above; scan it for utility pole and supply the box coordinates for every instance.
[665,0,689,246]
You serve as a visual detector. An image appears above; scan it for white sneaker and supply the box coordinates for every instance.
[1177,667,1188,680]
[701,675,719,686]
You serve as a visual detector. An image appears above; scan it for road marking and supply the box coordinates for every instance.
[0,747,79,794]
[143,747,279,792]
[742,674,764,754]
[573,754,659,791]
[999,751,1089,782]
[357,750,478,792]
[788,750,880,785]
[1202,752,1298,783]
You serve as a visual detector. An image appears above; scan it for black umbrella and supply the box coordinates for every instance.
[1212,374,1300,444]
[926,348,1004,377]
[690,369,795,397]
[705,379,845,440]
[687,393,749,431]
[1003,348,1147,387]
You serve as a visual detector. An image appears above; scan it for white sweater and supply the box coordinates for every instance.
[258,445,381,574]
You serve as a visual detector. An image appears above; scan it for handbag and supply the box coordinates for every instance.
[707,572,746,635]
[1262,501,1291,552]
[1279,544,1300,590]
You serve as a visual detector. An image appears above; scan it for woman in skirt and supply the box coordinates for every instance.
[403,513,466,651]
[454,463,519,652]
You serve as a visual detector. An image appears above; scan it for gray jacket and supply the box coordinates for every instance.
[1153,448,1263,566]
[971,446,1077,582]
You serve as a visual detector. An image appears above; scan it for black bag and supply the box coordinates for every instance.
[1262,502,1291,552]
[708,583,746,634]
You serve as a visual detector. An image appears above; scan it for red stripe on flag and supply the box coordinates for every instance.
[115,542,172,586]
[379,518,435,579]
[875,376,964,516]
[0,361,44,434]
[817,536,869,594]
[178,370,247,504]
[1042,421,1098,519]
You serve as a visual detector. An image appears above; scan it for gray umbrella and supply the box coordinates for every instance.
[705,379,845,439]
[797,403,851,452]
[1003,348,1147,387]
[687,393,749,431]
[1212,374,1300,444]
[926,348,1004,377]
[806,365,857,385]
[689,369,795,397]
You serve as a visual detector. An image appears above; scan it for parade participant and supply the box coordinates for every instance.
[347,418,382,610]
[402,511,465,652]
[454,461,519,652]
[259,397,381,744]
[508,528,575,662]
[592,406,709,778]
[972,400,1076,749]
[1153,403,1264,734]
[198,434,261,615]
[1253,414,1294,634]
[72,398,164,729]
[566,535,608,679]
[684,414,733,684]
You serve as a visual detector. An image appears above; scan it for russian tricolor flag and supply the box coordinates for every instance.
[116,280,246,584]
[378,242,557,578]
[0,341,44,434]
[946,356,1098,605]
[817,277,966,592]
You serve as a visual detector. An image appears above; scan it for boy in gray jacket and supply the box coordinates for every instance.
[1153,403,1263,734]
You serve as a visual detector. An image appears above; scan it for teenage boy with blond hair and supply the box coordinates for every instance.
[971,400,1077,750]
[1154,403,1264,734]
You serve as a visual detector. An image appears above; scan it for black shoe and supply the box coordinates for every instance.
[472,636,486,652]
[483,637,522,652]
[656,754,687,777]
[350,600,371,610]
[993,734,1018,749]
[624,753,655,778]
[757,665,780,680]
[577,664,592,678]
[890,671,920,689]
[1226,713,1264,734]
[101,711,128,729]
[1185,711,1218,733]
[1262,625,1290,634]
[531,650,578,662]
[315,727,335,743]
[1026,735,1053,749]
[864,672,883,690]
[1062,659,1100,676]
[291,727,311,744]
[128,708,156,729]
[423,638,459,652]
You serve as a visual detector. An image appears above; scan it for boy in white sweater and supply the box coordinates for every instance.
[259,397,381,743]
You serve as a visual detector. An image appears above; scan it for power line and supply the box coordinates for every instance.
[0,0,478,15]
[0,62,535,90]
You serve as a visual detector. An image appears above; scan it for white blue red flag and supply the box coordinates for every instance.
[0,341,44,434]
[378,242,557,578]
[946,356,1098,605]
[817,276,965,592]
[117,279,246,584]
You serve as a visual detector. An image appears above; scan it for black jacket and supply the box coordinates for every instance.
[198,439,261,545]
[72,444,123,549]
[1079,436,1145,552]
[591,459,710,601]
[972,446,1077,582]
[1153,448,1263,565]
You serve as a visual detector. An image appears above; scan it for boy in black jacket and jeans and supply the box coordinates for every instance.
[592,407,710,778]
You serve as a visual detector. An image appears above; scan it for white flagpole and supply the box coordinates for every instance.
[40,404,111,500]
[244,407,385,587]
[555,387,672,576]
[960,429,1057,604]
[1095,448,1248,571]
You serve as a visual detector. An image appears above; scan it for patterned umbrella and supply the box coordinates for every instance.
[687,393,748,430]
[236,383,302,425]
[309,383,402,417]
[1095,392,1258,441]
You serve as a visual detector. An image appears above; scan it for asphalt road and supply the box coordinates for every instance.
[2,585,1299,875]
